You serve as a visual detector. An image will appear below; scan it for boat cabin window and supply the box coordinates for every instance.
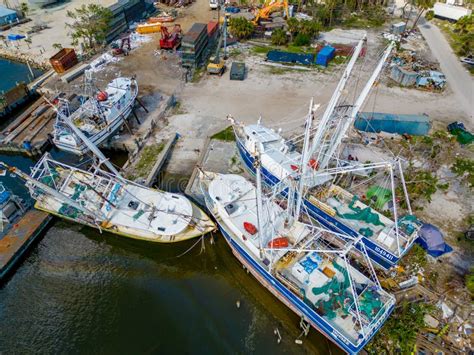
[157,227,166,232]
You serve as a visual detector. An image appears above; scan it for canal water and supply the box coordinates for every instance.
[0,62,340,354]
[0,58,43,92]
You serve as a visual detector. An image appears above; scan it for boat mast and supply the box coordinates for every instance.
[0,160,100,219]
[309,36,366,160]
[319,42,395,169]
[254,150,265,257]
[45,97,125,181]
[295,98,315,219]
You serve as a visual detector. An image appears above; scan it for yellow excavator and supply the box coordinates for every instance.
[207,14,229,76]
[252,0,289,25]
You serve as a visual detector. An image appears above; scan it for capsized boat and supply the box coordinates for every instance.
[53,76,138,155]
[230,40,422,270]
[2,155,215,243]
[200,171,395,354]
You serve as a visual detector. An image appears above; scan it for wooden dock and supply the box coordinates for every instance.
[0,209,52,282]
[0,96,55,156]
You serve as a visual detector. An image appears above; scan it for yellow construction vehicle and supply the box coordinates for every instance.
[252,0,289,25]
[207,15,228,76]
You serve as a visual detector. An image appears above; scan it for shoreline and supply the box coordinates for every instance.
[0,49,50,70]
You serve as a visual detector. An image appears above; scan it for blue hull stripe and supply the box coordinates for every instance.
[236,139,411,270]
[215,220,393,354]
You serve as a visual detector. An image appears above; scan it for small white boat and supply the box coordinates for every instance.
[53,77,138,155]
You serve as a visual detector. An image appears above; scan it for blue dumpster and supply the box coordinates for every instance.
[315,46,335,67]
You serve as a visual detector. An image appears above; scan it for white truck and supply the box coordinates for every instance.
[433,2,472,21]
[209,0,219,9]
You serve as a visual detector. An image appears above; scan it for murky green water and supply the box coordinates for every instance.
[0,153,340,354]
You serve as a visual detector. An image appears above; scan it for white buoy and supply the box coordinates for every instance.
[295,339,303,345]
[236,300,240,309]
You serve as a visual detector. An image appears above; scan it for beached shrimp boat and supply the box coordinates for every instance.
[200,169,395,354]
[53,76,138,155]
[2,155,215,243]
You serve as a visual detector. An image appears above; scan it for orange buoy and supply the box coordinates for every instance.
[267,237,289,248]
[96,91,108,101]
[243,222,257,235]
[308,159,319,170]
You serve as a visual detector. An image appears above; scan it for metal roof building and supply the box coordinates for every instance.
[0,5,18,26]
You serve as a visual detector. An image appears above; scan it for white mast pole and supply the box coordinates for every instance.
[309,37,366,159]
[295,98,315,219]
[320,42,395,169]
[44,97,125,182]
[254,150,265,257]
[389,164,401,256]
[397,159,412,215]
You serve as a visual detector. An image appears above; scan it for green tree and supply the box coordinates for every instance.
[52,43,63,51]
[19,2,29,17]
[455,14,474,36]
[271,28,288,45]
[299,20,321,38]
[467,266,474,298]
[229,17,255,40]
[286,17,300,40]
[66,4,112,51]
[293,33,310,46]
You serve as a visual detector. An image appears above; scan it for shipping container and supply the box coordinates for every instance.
[355,112,431,136]
[315,46,335,67]
[266,50,314,65]
[49,48,78,74]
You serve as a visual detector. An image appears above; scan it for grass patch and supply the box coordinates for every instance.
[132,143,165,179]
[191,67,204,83]
[251,45,274,55]
[211,126,235,141]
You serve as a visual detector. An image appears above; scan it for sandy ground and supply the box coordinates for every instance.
[1,0,117,63]
[0,0,216,65]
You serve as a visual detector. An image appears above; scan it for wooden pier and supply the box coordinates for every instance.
[0,209,52,282]
[0,97,55,156]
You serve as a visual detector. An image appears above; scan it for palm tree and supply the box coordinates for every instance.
[19,2,29,18]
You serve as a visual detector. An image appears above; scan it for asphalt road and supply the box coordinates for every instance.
[418,18,473,123]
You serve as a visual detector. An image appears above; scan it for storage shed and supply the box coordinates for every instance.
[0,5,18,26]
[315,46,335,67]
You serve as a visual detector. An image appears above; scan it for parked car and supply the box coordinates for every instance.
[461,55,474,66]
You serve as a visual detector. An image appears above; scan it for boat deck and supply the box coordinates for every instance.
[0,209,52,280]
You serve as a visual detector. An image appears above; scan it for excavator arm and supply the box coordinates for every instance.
[252,0,289,25]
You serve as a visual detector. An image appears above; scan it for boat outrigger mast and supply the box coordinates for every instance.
[312,42,395,170]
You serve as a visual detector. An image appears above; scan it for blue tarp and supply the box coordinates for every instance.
[416,223,452,257]
[267,50,314,66]
[355,112,431,136]
[7,34,26,41]
[315,46,335,67]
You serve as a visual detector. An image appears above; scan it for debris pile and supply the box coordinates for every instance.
[389,50,446,91]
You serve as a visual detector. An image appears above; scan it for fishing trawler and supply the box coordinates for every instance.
[53,76,138,155]
[200,166,395,354]
[1,155,214,243]
[230,40,421,269]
